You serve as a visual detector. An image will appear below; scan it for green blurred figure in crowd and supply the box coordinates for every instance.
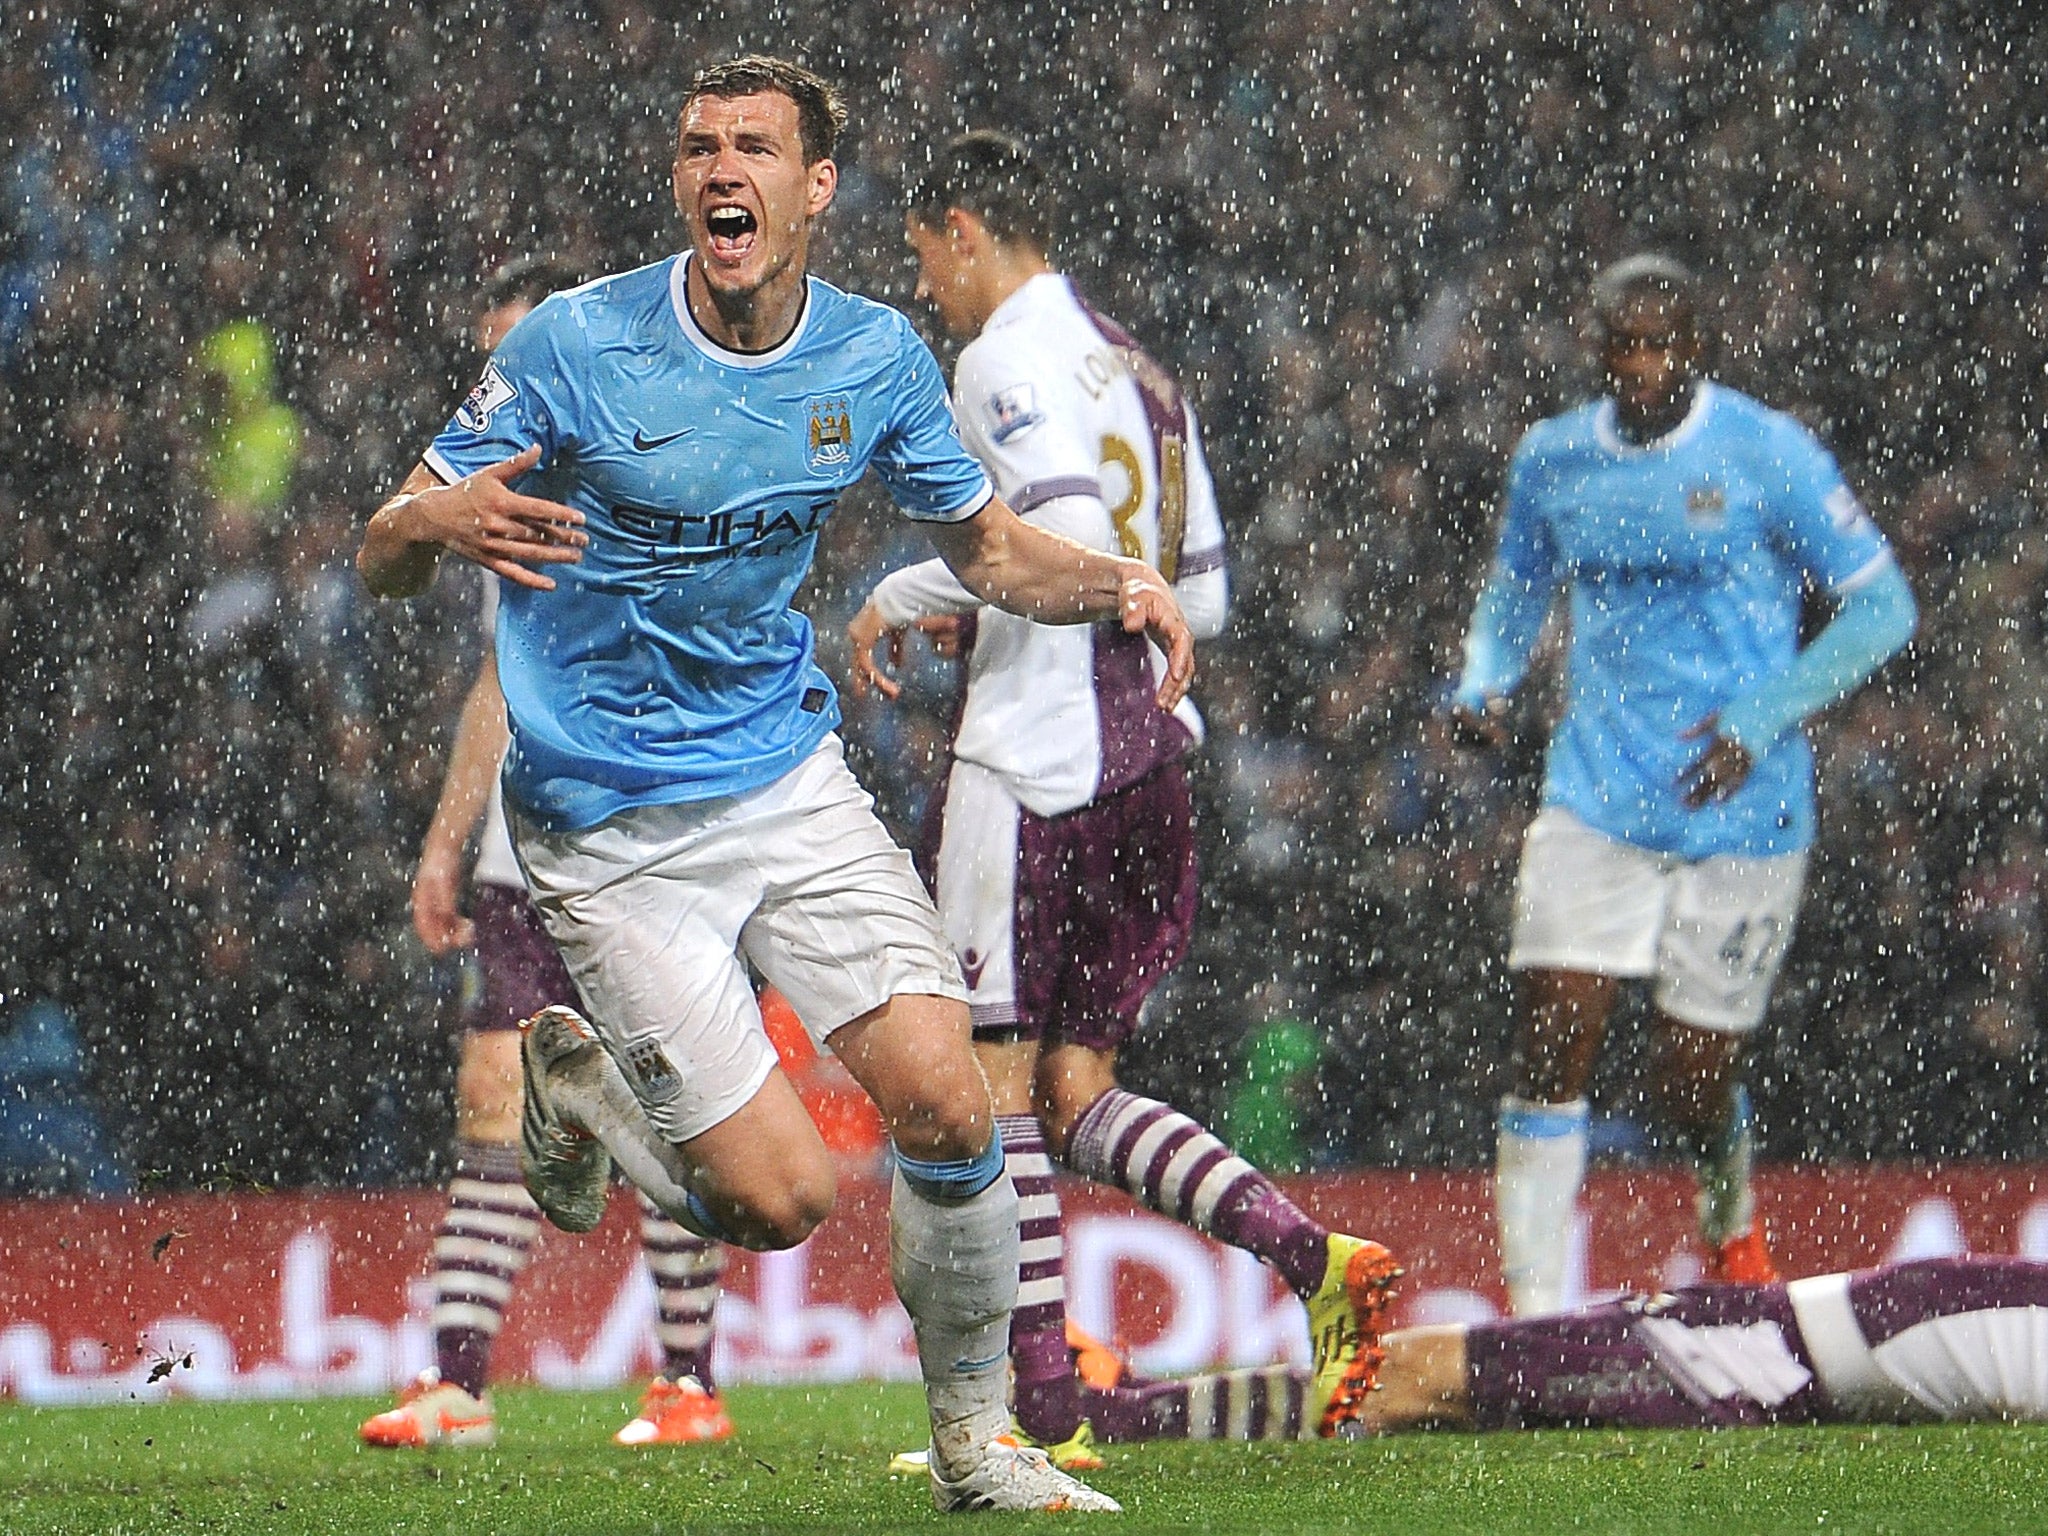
[194,318,300,551]
[1223,1013,1323,1174]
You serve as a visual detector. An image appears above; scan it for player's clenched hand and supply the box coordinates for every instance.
[915,613,967,659]
[1122,565,1195,710]
[411,847,474,954]
[1449,695,1512,749]
[1678,715,1754,809]
[394,445,588,591]
[846,600,907,701]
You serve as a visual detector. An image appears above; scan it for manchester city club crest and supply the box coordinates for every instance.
[624,1037,682,1100]
[805,395,853,471]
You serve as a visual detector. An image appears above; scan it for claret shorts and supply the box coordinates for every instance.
[931,757,1196,1051]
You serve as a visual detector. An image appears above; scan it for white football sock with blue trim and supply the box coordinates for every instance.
[890,1141,1018,1482]
[1496,1095,1590,1316]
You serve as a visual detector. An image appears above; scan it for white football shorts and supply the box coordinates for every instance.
[932,758,1023,1030]
[512,735,964,1143]
[1508,806,1807,1033]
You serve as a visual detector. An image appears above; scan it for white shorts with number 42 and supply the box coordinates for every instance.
[1508,806,1807,1034]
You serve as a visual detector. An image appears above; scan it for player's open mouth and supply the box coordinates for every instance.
[705,205,758,262]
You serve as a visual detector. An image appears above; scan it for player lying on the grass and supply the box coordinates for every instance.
[894,1252,2048,1466]
[1358,1255,2048,1433]
[849,129,1398,1470]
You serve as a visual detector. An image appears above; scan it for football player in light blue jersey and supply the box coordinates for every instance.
[356,257,739,1456]
[410,238,1004,832]
[1451,255,1917,1317]
[357,55,1186,1514]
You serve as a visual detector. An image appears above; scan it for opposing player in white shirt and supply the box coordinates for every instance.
[849,131,1399,1459]
[359,258,733,1452]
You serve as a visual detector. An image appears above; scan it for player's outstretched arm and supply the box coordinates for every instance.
[358,446,588,599]
[925,496,1194,709]
[412,656,511,954]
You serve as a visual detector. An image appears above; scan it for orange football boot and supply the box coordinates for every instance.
[1706,1227,1781,1285]
[614,1375,736,1445]
[358,1369,496,1448]
[1309,1235,1406,1437]
[1064,1319,1134,1392]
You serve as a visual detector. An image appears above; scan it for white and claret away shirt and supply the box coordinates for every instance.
[873,273,1228,816]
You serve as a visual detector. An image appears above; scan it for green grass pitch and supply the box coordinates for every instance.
[1,1384,2044,1535]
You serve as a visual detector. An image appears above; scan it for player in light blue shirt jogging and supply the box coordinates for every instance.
[355,56,1191,1513]
[1451,255,1917,1316]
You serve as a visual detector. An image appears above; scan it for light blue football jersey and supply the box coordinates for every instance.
[426,256,992,831]
[1472,382,1894,858]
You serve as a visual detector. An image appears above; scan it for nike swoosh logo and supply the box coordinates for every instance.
[632,426,693,451]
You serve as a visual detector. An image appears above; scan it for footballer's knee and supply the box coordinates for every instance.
[834,994,999,1159]
[1650,1016,1747,1136]
[705,1165,837,1251]
[679,1080,840,1248]
[1514,1018,1600,1103]
[1032,1045,1118,1159]
[774,1165,839,1244]
[1031,1084,1094,1162]
[1514,968,1616,1102]
[1651,1068,1734,1141]
[887,1067,995,1164]
[744,1182,836,1250]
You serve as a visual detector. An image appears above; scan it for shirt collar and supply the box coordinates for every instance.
[984,270,1069,331]
[668,253,813,368]
[1594,380,1712,455]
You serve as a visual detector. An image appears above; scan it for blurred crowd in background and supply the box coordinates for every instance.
[3,0,2044,1193]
